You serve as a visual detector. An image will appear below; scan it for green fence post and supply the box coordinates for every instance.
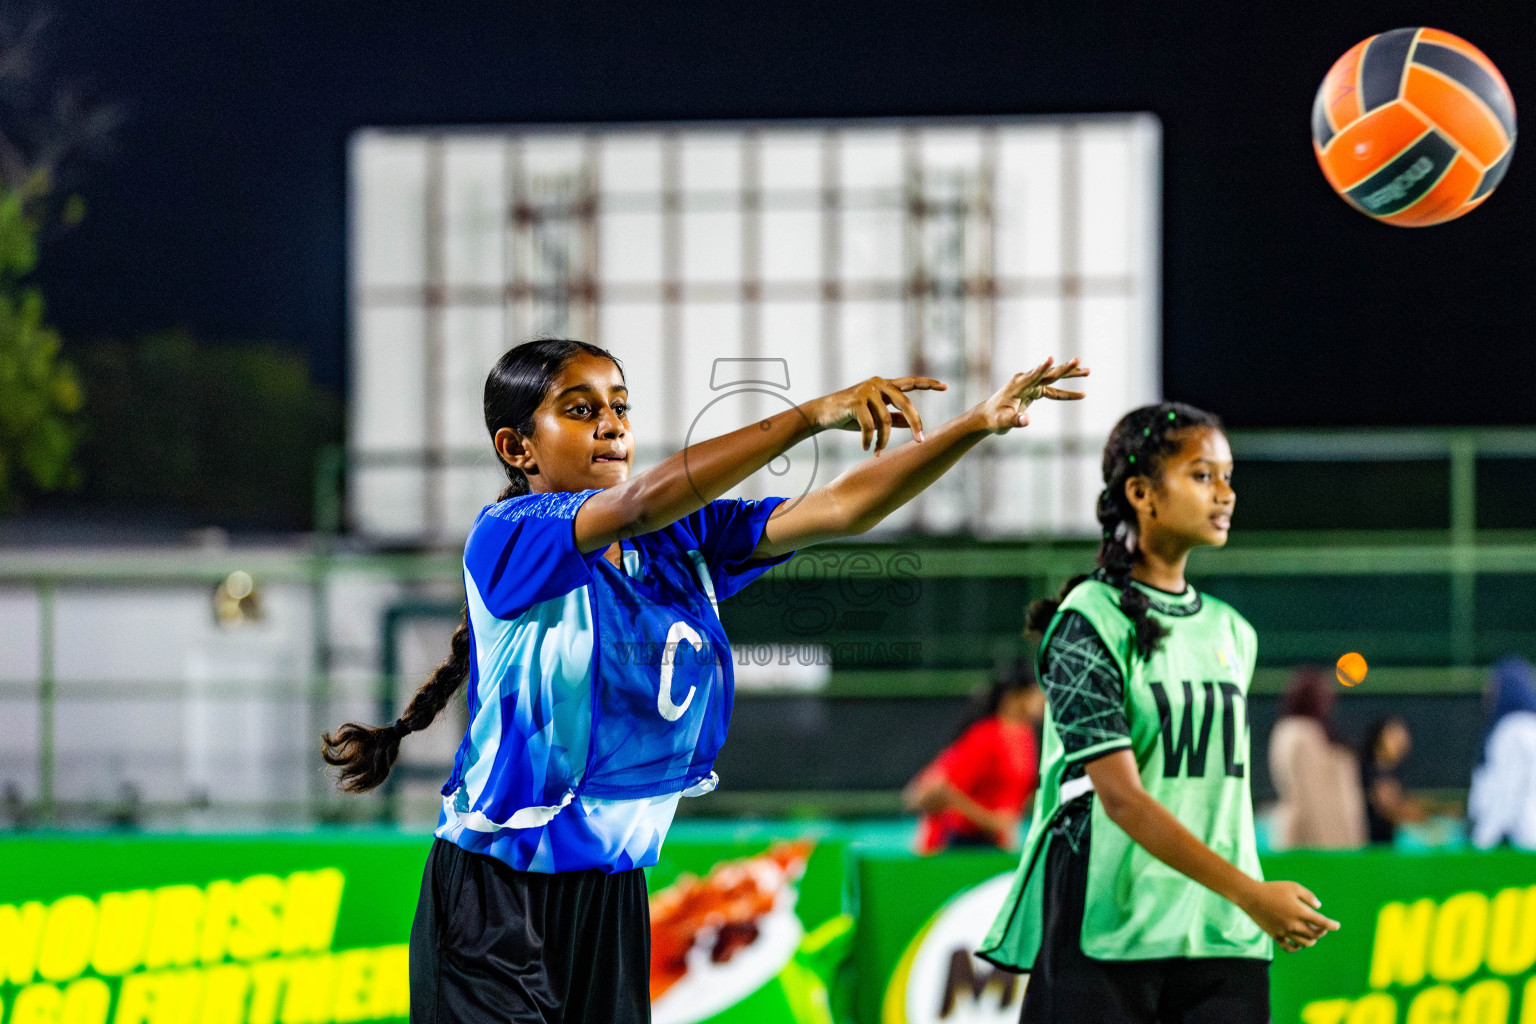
[1448,432,1477,665]
[37,580,55,823]
[380,606,402,826]
[309,443,345,819]
[313,442,345,539]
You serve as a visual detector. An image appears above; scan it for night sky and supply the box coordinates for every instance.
[31,0,1536,426]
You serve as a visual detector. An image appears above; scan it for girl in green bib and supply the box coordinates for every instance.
[979,402,1340,1024]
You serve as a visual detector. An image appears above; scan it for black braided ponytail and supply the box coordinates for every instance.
[322,338,624,792]
[1024,402,1224,660]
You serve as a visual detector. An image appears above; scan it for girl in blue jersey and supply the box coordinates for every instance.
[323,337,1087,1024]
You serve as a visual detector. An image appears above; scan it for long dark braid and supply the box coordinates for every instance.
[1024,402,1224,660]
[322,338,624,793]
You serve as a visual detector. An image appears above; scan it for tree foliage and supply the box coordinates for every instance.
[0,182,81,509]
[0,7,120,234]
[74,330,342,529]
[0,8,339,529]
[0,5,118,511]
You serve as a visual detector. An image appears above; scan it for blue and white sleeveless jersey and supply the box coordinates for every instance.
[435,488,795,874]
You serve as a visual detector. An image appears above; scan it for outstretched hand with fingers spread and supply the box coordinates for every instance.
[975,357,1090,434]
[810,375,948,455]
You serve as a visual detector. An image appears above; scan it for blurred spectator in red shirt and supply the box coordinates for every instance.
[903,657,1045,854]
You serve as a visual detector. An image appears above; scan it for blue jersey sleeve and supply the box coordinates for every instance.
[678,496,797,602]
[464,489,606,619]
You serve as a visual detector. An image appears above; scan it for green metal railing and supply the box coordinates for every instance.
[5,426,1536,824]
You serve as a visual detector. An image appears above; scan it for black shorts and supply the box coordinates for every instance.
[1019,826,1270,1024]
[409,837,652,1024]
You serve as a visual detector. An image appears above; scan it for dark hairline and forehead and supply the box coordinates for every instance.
[550,381,628,402]
[1159,424,1232,472]
[545,352,627,405]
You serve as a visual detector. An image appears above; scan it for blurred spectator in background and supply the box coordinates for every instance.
[1268,666,1366,850]
[1469,656,1536,850]
[1359,715,1431,845]
[903,656,1044,853]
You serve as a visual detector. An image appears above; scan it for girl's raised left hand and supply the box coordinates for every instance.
[974,357,1089,435]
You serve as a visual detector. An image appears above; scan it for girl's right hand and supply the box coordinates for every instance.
[807,376,948,454]
[973,357,1090,435]
[1240,880,1341,952]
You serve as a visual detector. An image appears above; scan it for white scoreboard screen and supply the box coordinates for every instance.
[349,116,1160,544]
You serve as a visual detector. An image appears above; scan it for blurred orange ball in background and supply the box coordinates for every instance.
[1336,651,1369,687]
[1312,27,1516,226]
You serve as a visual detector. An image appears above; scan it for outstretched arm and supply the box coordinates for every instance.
[572,375,945,553]
[1084,750,1341,952]
[751,358,1088,557]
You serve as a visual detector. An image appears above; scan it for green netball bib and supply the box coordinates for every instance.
[978,577,1272,968]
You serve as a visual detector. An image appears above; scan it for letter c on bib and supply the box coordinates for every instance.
[658,621,702,722]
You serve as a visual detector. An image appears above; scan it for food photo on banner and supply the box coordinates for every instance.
[644,840,854,1024]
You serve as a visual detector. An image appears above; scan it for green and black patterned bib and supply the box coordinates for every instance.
[979,576,1271,967]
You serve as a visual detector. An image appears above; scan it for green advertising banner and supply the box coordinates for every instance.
[1266,850,1536,1024]
[856,848,1536,1024]
[5,834,1532,1024]
[0,832,851,1024]
[0,835,425,1024]
[853,850,1019,1024]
